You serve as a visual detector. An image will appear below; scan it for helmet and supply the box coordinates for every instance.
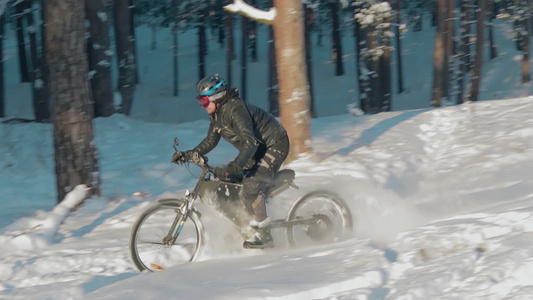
[196,75,228,102]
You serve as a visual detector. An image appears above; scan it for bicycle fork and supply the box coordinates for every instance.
[164,203,189,245]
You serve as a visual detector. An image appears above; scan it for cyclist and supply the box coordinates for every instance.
[171,74,290,249]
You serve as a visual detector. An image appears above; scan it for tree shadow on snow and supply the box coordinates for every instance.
[82,273,138,295]
[332,109,428,156]
[69,198,143,238]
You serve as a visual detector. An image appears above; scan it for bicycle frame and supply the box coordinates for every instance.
[155,199,192,246]
[166,167,246,245]
[182,172,325,233]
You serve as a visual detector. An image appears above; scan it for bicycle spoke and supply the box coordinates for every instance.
[129,201,203,272]
[286,191,352,248]
[138,239,166,245]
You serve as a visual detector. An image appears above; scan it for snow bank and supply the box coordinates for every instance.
[1,185,89,251]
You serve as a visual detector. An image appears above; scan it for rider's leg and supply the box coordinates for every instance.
[244,140,289,224]
[243,175,270,224]
[242,177,273,249]
[242,136,289,249]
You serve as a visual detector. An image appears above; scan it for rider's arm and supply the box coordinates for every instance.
[230,102,259,169]
[193,122,221,155]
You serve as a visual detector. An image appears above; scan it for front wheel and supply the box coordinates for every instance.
[129,199,204,272]
[286,191,353,248]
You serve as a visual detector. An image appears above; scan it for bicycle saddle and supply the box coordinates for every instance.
[273,169,295,184]
[269,169,297,197]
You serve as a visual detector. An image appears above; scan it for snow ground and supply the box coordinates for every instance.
[2,98,533,299]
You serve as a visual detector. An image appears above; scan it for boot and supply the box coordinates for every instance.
[249,217,271,228]
[243,227,274,249]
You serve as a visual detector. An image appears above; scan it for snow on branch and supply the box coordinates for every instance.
[355,1,393,27]
[224,0,276,25]
[496,2,533,41]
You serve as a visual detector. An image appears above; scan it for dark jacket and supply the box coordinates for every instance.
[193,89,287,169]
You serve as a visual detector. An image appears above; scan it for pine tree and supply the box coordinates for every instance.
[497,0,533,83]
[86,0,114,117]
[226,0,312,161]
[114,0,137,115]
[354,0,398,113]
[45,0,101,203]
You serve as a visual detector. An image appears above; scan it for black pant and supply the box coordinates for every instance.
[242,135,290,222]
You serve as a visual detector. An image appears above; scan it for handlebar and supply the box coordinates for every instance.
[173,150,214,177]
[188,151,213,173]
[172,138,214,178]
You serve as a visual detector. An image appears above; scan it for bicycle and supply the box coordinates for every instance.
[129,138,353,272]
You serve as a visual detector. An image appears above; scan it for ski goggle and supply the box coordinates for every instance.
[197,95,211,108]
[197,91,226,108]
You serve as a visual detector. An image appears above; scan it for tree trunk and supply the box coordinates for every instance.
[354,3,367,112]
[0,13,4,118]
[217,0,225,47]
[28,1,50,123]
[241,14,248,100]
[36,0,52,122]
[268,24,279,116]
[431,0,445,107]
[331,0,343,76]
[357,26,371,113]
[272,0,312,161]
[515,21,522,51]
[114,0,136,115]
[86,0,114,117]
[487,2,498,59]
[45,0,100,203]
[129,0,139,84]
[268,0,278,116]
[150,26,157,50]
[381,37,392,112]
[395,0,404,94]
[198,16,207,81]
[249,0,257,62]
[304,4,314,117]
[16,1,30,83]
[172,0,179,96]
[201,15,208,56]
[27,3,38,71]
[522,5,531,84]
[367,25,381,113]
[442,0,454,99]
[467,0,486,102]
[432,2,437,27]
[227,11,234,85]
[457,0,470,104]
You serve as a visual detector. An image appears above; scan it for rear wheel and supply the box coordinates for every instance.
[129,199,204,272]
[286,191,353,248]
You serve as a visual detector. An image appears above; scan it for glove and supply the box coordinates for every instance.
[213,162,242,179]
[170,150,195,164]
[170,151,185,164]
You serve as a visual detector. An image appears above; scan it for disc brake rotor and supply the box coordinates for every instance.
[307,214,333,241]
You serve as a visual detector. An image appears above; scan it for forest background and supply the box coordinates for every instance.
[1,0,532,203]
